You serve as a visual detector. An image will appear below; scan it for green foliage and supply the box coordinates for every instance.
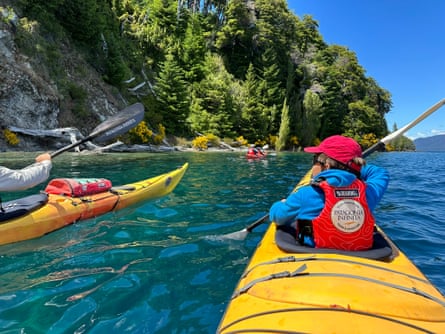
[239,63,265,141]
[390,136,415,151]
[188,53,238,138]
[276,99,290,151]
[181,14,207,82]
[11,0,395,150]
[66,82,88,118]
[154,53,190,137]
[301,90,323,146]
[215,0,257,79]
[56,0,104,43]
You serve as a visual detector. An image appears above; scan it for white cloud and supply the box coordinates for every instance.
[431,129,445,135]
[409,129,445,140]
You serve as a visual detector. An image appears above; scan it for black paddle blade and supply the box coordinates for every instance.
[50,103,145,158]
[93,103,145,142]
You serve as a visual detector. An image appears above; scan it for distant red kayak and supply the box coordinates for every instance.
[246,148,267,159]
[246,152,266,159]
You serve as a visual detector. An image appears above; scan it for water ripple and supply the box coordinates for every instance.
[0,152,444,332]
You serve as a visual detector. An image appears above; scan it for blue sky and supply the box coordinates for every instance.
[287,0,445,139]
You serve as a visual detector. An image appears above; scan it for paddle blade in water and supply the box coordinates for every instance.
[218,228,249,241]
[203,229,249,242]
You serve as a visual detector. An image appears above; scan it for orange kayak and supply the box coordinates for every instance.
[0,163,188,246]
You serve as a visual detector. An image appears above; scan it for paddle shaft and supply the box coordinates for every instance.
[50,133,100,158]
[50,103,144,158]
[363,98,445,157]
[237,98,445,237]
[246,214,270,233]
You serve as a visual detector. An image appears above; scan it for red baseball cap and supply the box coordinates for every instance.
[304,135,362,165]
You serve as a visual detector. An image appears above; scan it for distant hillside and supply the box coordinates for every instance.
[414,135,445,151]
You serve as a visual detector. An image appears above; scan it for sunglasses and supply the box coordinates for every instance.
[312,154,325,166]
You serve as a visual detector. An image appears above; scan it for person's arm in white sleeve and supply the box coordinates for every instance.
[0,153,52,191]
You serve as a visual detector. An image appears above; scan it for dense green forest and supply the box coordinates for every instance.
[13,0,412,150]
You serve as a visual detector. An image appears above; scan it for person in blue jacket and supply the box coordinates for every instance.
[0,153,52,191]
[269,135,389,249]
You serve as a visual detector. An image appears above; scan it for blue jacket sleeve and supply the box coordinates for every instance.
[360,164,389,211]
[269,195,301,225]
[269,186,324,225]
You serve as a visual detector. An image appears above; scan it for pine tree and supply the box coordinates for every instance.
[154,53,190,136]
[257,47,284,135]
[239,63,264,141]
[188,53,237,138]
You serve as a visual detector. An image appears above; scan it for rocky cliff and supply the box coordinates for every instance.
[0,3,124,152]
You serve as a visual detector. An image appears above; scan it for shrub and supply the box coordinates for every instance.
[236,136,248,146]
[192,136,208,150]
[205,133,220,147]
[129,121,153,144]
[255,139,266,147]
[3,129,19,146]
[268,135,278,148]
[153,124,166,145]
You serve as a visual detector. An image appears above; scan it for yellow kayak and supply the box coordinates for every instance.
[218,170,445,333]
[0,163,188,246]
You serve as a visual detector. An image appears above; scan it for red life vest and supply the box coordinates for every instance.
[311,179,375,251]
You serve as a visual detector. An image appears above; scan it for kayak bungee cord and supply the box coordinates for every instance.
[233,267,445,307]
[219,308,436,334]
[239,255,430,284]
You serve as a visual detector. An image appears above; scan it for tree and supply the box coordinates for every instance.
[276,99,290,151]
[313,45,388,138]
[13,0,393,146]
[296,15,326,56]
[181,14,207,82]
[255,0,298,63]
[239,63,264,141]
[257,47,285,135]
[154,53,190,136]
[301,90,322,146]
[56,0,106,44]
[215,0,257,78]
[342,101,381,137]
[187,53,238,138]
[388,123,415,151]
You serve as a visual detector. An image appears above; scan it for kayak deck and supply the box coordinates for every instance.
[0,163,188,246]
[218,223,445,333]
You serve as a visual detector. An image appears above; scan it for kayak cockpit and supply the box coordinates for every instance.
[275,223,394,260]
[0,193,49,223]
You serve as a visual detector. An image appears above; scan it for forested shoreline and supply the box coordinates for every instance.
[10,0,414,150]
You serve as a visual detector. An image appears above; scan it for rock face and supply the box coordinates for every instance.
[0,5,123,152]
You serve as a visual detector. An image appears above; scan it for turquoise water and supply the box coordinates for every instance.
[0,151,444,333]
